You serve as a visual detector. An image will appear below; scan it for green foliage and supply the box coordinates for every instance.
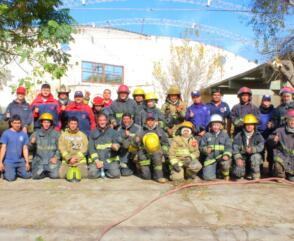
[35,236,45,241]
[0,0,75,82]
[249,0,293,54]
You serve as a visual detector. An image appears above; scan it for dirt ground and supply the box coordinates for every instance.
[0,176,293,241]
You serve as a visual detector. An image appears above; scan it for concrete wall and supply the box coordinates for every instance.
[2,26,256,108]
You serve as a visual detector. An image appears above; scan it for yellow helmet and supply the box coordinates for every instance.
[243,114,258,125]
[143,133,160,153]
[175,121,194,136]
[145,92,158,101]
[167,86,181,95]
[40,112,53,121]
[179,121,194,130]
[133,88,145,97]
[57,84,71,93]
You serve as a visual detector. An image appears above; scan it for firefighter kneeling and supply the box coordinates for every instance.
[200,114,232,181]
[168,121,202,181]
[268,109,294,182]
[232,114,264,180]
[135,113,169,183]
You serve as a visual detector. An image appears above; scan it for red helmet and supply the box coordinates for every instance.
[237,87,252,96]
[286,109,294,119]
[117,84,130,94]
[279,87,294,96]
[16,86,26,95]
[93,96,104,106]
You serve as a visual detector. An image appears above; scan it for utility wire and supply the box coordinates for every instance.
[69,7,254,12]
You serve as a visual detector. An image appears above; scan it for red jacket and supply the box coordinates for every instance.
[31,93,60,129]
[64,102,96,136]
[103,99,113,107]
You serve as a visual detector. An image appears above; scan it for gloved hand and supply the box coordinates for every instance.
[162,145,169,155]
[173,163,181,172]
[235,118,243,127]
[236,159,244,167]
[122,139,131,149]
[184,156,192,165]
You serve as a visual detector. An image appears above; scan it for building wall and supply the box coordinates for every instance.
[62,27,256,104]
[2,26,256,108]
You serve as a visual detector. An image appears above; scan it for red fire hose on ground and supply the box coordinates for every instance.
[97,177,294,241]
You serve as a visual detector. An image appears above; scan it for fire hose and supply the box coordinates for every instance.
[97,177,294,241]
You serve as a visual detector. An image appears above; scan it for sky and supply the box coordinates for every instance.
[62,0,293,63]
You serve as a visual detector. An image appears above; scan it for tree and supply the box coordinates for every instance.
[0,0,75,89]
[249,0,294,55]
[249,1,294,87]
[152,40,224,103]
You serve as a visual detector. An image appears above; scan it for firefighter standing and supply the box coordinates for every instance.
[257,95,275,175]
[31,83,60,130]
[64,91,96,136]
[5,86,32,133]
[135,92,165,128]
[272,87,294,128]
[231,87,260,135]
[161,86,186,137]
[206,88,231,134]
[110,85,138,128]
[132,88,145,112]
[57,85,72,129]
[185,91,210,137]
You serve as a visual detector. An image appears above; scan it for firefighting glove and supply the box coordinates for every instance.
[122,139,131,149]
[162,145,169,156]
[173,163,181,173]
[234,118,243,127]
[184,156,192,166]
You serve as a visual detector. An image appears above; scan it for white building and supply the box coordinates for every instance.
[2,26,256,108]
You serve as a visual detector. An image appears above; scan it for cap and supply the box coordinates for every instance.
[74,91,84,98]
[191,90,201,97]
[262,95,271,101]
[16,86,26,95]
[146,112,155,120]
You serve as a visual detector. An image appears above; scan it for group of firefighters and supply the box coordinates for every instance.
[0,83,293,183]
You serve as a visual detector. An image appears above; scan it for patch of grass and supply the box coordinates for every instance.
[215,210,224,221]
[35,236,45,241]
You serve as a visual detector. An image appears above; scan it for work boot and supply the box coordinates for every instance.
[191,175,201,182]
[224,176,230,181]
[235,177,244,182]
[245,174,253,180]
[252,173,260,180]
[286,175,294,182]
[155,177,167,184]
[121,167,133,176]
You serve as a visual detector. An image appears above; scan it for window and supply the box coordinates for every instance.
[82,61,124,84]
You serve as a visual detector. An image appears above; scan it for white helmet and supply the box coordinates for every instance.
[209,114,223,124]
